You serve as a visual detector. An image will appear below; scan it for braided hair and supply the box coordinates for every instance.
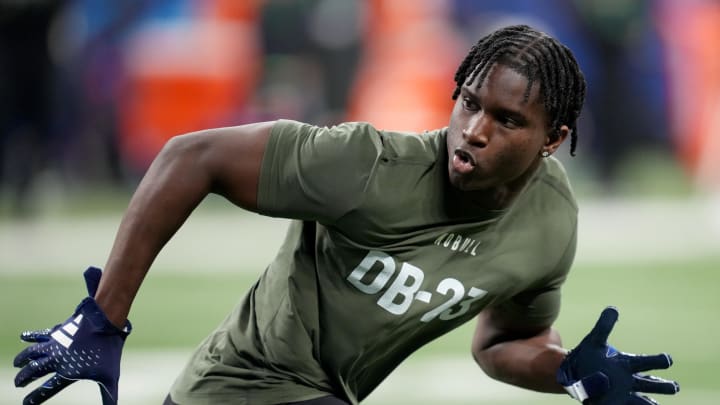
[452,25,586,155]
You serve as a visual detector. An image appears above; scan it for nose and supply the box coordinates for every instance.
[462,113,490,147]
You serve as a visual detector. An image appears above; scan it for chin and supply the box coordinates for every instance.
[448,173,493,192]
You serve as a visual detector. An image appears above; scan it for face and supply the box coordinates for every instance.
[446,64,562,192]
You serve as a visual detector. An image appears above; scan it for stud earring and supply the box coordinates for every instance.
[541,150,550,157]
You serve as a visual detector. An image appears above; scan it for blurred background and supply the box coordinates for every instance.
[1,0,718,404]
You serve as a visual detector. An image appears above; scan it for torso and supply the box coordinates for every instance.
[170,121,578,405]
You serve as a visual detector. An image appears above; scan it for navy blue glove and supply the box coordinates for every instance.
[557,307,679,404]
[14,267,132,405]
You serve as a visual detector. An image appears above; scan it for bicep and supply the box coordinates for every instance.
[188,121,275,211]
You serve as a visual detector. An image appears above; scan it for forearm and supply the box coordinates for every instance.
[94,135,214,327]
[474,327,567,393]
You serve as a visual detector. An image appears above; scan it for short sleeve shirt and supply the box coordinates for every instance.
[170,120,578,405]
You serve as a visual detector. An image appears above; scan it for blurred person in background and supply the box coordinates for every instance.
[1,0,264,216]
[571,0,671,190]
[13,22,679,405]
[0,0,159,215]
[251,0,363,126]
[0,0,67,216]
[50,0,153,188]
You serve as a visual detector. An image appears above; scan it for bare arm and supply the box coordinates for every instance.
[472,308,567,393]
[94,121,276,328]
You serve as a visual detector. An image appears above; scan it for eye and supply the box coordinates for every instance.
[499,115,520,129]
[462,97,479,111]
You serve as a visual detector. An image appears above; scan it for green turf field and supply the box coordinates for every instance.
[2,256,718,404]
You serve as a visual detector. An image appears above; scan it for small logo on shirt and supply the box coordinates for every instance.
[433,233,481,256]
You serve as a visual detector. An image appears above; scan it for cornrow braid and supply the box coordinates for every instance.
[452,25,586,155]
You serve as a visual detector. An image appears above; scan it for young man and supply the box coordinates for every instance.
[14,25,679,405]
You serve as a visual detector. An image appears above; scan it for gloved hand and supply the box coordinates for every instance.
[14,267,132,405]
[557,306,679,404]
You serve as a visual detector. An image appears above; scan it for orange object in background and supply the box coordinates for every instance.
[346,0,465,132]
[656,0,720,190]
[118,0,262,171]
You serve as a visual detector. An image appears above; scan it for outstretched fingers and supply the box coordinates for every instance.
[633,374,680,395]
[22,374,75,405]
[628,353,673,373]
[83,266,103,297]
[13,344,47,368]
[14,357,54,387]
[19,328,54,343]
[588,306,619,346]
[626,393,660,405]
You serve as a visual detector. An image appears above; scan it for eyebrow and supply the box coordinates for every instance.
[460,85,479,100]
[461,86,529,123]
[495,108,528,124]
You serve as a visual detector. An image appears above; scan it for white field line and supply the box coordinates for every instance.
[1,197,719,276]
[0,352,536,405]
[2,351,710,405]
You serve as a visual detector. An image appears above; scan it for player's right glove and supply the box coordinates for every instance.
[557,306,679,404]
[13,267,132,405]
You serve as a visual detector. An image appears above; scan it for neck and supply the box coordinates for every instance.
[461,159,542,210]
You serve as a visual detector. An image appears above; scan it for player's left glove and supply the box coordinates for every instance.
[13,267,132,405]
[557,306,679,404]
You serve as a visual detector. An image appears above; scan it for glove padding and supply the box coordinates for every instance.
[557,307,679,404]
[13,267,131,405]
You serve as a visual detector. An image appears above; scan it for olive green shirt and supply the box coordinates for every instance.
[170,120,578,404]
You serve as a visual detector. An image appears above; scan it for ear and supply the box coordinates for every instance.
[542,125,570,156]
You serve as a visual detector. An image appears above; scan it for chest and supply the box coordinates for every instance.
[316,220,552,333]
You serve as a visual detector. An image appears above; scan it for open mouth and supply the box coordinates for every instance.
[452,148,477,174]
[454,148,477,166]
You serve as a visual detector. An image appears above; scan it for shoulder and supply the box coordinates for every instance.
[503,156,578,256]
[269,120,445,164]
[271,119,382,140]
[263,120,384,168]
[532,156,578,213]
[375,127,446,164]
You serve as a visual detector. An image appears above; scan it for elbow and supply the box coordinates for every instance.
[154,132,217,180]
[159,132,210,163]
[472,340,503,381]
[472,316,504,381]
[149,132,216,196]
